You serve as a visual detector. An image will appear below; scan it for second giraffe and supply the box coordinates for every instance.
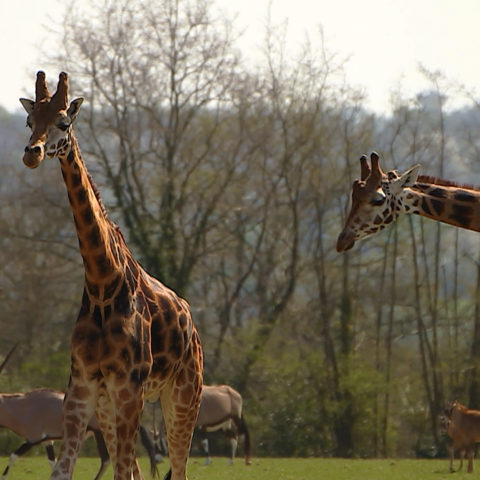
[337,151,480,252]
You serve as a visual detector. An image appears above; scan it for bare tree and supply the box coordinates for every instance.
[53,0,243,295]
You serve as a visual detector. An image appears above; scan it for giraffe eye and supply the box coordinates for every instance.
[371,195,386,206]
[57,120,70,131]
[26,117,32,129]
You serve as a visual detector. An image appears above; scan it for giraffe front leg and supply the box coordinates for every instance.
[50,377,97,480]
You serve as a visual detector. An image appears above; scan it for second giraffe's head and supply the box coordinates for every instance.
[20,71,84,168]
[336,152,420,252]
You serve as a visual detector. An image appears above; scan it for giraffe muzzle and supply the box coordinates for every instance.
[336,229,356,252]
[23,144,44,169]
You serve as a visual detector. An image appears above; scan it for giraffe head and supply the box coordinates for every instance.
[20,71,84,168]
[336,152,420,252]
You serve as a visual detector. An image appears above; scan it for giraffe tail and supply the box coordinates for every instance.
[163,469,172,480]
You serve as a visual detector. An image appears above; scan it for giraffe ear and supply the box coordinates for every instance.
[390,164,420,194]
[19,98,34,114]
[67,97,84,122]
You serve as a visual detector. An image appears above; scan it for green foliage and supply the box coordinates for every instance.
[18,350,71,391]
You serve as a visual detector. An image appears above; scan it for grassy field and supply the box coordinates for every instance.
[2,456,475,479]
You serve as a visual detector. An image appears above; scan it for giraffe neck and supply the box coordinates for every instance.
[400,177,480,232]
[60,134,126,299]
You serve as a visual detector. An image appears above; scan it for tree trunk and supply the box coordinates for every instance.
[468,247,480,408]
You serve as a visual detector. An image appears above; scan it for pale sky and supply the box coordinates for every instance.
[2,0,480,114]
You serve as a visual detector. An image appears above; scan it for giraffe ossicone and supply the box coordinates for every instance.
[337,151,480,252]
[20,71,203,480]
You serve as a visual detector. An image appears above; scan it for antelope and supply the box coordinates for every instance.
[0,345,109,479]
[144,385,251,468]
[197,385,251,465]
[0,389,109,480]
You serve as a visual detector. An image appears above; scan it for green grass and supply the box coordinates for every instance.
[1,456,475,479]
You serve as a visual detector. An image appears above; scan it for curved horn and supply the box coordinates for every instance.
[51,72,69,110]
[0,343,18,374]
[359,154,370,180]
[35,71,51,102]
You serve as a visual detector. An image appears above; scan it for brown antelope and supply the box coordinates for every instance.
[444,401,480,473]
[440,413,470,472]
[0,389,109,480]
[145,385,251,468]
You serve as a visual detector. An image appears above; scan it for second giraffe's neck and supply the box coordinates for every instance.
[60,135,125,294]
[401,176,480,232]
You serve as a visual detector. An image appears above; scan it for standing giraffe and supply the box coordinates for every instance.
[19,71,203,480]
[336,151,480,252]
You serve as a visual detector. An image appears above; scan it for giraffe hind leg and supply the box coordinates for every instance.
[115,393,144,479]
[90,428,110,480]
[95,384,144,479]
[95,388,118,469]
[160,362,202,480]
[103,377,144,480]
